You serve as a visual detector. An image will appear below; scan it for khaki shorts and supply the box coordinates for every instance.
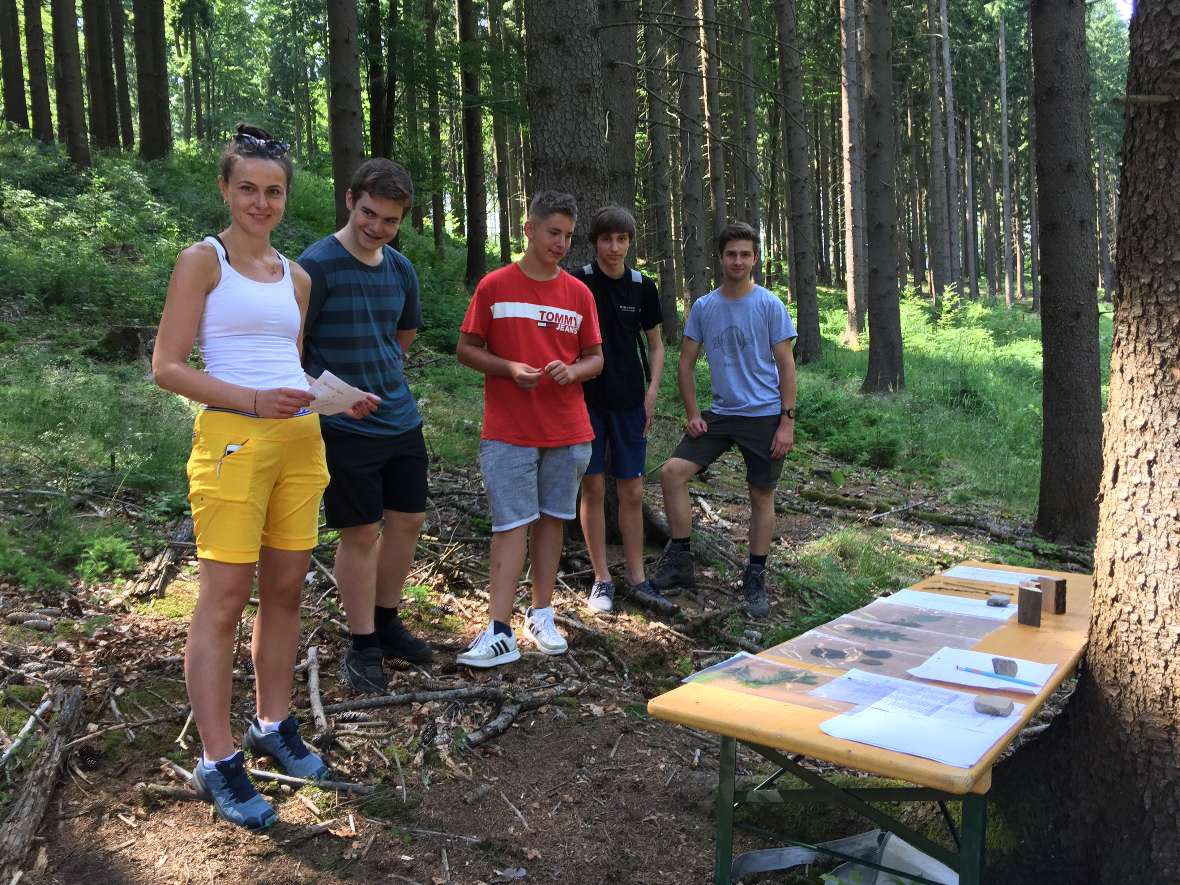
[186,410,329,563]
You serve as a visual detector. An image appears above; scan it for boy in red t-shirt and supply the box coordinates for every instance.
[456,191,603,667]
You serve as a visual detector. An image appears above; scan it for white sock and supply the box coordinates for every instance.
[530,605,553,621]
[201,749,239,769]
[255,716,282,734]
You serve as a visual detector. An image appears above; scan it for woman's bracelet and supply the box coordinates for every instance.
[253,389,259,415]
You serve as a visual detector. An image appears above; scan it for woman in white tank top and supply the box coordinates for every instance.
[151,125,377,830]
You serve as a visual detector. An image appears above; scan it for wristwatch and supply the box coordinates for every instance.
[781,407,796,419]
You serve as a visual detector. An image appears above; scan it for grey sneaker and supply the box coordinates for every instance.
[587,580,615,613]
[191,751,277,830]
[743,564,770,618]
[649,544,695,596]
[629,579,679,616]
[244,717,329,781]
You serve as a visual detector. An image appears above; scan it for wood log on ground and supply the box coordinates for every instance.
[113,517,194,606]
[0,686,83,882]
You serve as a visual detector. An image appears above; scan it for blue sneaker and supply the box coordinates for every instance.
[243,717,329,781]
[191,751,277,830]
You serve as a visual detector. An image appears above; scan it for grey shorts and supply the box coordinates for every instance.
[478,440,593,532]
[671,411,786,489]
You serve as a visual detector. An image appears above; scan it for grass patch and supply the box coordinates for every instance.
[136,577,200,619]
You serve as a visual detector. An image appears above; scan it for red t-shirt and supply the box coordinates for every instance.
[460,263,602,447]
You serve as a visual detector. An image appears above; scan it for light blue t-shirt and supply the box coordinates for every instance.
[683,284,797,417]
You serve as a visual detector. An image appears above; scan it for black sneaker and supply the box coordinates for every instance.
[743,564,770,618]
[629,579,679,616]
[377,613,434,664]
[649,544,695,596]
[340,645,387,693]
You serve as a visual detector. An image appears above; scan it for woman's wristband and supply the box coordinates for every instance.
[253,389,259,415]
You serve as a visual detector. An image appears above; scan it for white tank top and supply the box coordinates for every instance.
[197,236,309,397]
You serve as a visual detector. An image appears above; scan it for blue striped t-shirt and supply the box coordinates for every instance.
[299,235,422,437]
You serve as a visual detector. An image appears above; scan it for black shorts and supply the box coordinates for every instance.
[321,425,429,528]
[671,411,785,489]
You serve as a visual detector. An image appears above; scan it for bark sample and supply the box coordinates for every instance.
[1030,0,1101,543]
[52,0,90,166]
[0,0,27,128]
[600,0,637,210]
[838,0,866,343]
[132,0,170,160]
[776,0,819,363]
[860,0,902,392]
[23,0,53,142]
[458,0,487,283]
[327,0,365,227]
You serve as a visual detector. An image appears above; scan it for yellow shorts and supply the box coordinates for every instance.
[186,410,329,564]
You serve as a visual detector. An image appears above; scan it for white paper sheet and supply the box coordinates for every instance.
[306,370,370,415]
[809,668,913,706]
[888,588,1016,621]
[941,565,1043,586]
[907,647,1056,695]
[819,672,1025,768]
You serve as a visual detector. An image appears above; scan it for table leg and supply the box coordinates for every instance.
[713,736,736,885]
[959,793,987,885]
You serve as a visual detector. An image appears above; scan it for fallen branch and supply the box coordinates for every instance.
[65,711,187,750]
[306,647,329,736]
[322,685,506,715]
[465,683,578,749]
[0,687,83,882]
[0,695,52,771]
[137,783,204,802]
[247,767,374,795]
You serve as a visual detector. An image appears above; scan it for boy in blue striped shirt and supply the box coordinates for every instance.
[300,159,433,693]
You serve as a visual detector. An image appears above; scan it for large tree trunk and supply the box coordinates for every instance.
[1000,11,1015,307]
[488,0,512,265]
[673,0,707,300]
[132,0,170,160]
[776,0,819,363]
[52,0,90,166]
[364,0,385,157]
[0,0,27,129]
[23,0,53,142]
[108,0,132,149]
[327,0,364,228]
[938,0,962,291]
[600,0,637,211]
[924,0,949,308]
[82,0,118,148]
[994,4,1180,880]
[646,2,678,344]
[458,0,487,283]
[860,0,902,393]
[1031,0,1101,544]
[837,0,865,345]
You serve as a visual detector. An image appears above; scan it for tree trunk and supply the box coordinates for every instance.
[380,0,397,158]
[489,0,512,265]
[860,0,902,393]
[82,0,118,148]
[938,0,962,292]
[909,101,925,292]
[458,0,487,283]
[426,0,444,260]
[776,0,819,363]
[674,0,707,299]
[995,3,1180,879]
[600,0,637,211]
[1031,0,1101,544]
[187,18,202,140]
[52,0,89,166]
[327,0,364,228]
[645,1,679,343]
[741,0,761,261]
[1000,11,1015,307]
[925,0,949,308]
[364,0,385,157]
[964,112,979,300]
[132,0,170,160]
[1028,110,1041,312]
[23,0,53,142]
[108,0,132,148]
[1097,142,1114,302]
[701,0,725,259]
[0,0,27,129]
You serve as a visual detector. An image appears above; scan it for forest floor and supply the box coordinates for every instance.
[0,448,1091,885]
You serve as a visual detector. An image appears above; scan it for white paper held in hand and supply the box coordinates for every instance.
[306,370,370,416]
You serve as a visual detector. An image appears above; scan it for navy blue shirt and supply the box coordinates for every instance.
[299,235,422,437]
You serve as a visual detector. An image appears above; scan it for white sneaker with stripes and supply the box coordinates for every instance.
[456,624,521,669]
[522,607,568,656]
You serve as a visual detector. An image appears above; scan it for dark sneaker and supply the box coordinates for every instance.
[378,613,434,664]
[629,580,679,616]
[340,645,387,694]
[586,580,615,614]
[192,751,277,830]
[244,717,329,781]
[649,544,695,596]
[743,564,770,618]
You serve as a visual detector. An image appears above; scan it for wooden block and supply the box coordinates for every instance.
[974,695,1015,717]
[992,657,1018,677]
[1017,582,1042,627]
[1036,576,1067,614]
[986,594,1010,607]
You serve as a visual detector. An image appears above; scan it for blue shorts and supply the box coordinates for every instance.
[478,440,592,532]
[586,404,648,479]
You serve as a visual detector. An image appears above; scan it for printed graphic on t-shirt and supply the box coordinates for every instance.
[713,326,750,364]
[491,300,584,334]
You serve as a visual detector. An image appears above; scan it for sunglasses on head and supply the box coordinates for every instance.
[234,132,291,159]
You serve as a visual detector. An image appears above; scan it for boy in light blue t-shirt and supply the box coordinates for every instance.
[651,222,797,618]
